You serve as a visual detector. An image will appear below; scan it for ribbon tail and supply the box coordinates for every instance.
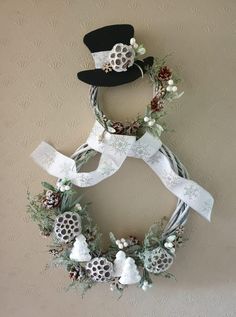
[31,141,77,179]
[145,152,214,222]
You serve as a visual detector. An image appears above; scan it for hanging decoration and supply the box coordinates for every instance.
[27,24,214,296]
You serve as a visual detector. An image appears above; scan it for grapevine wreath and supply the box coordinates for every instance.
[28,24,214,295]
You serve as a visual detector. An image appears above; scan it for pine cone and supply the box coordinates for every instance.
[128,235,140,246]
[42,190,61,209]
[85,228,97,242]
[125,121,140,135]
[175,225,184,236]
[49,248,63,256]
[174,235,184,247]
[69,265,85,281]
[40,228,51,237]
[157,66,172,81]
[112,121,125,134]
[110,277,125,291]
[151,96,164,112]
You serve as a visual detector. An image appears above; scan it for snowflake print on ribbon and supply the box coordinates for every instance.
[184,184,200,201]
[160,169,181,188]
[202,199,213,215]
[39,151,55,168]
[109,137,131,156]
[133,143,153,160]
[78,174,93,187]
[100,160,116,177]
[146,152,162,165]
[59,162,75,178]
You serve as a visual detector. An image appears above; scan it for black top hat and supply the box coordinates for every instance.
[77,24,154,87]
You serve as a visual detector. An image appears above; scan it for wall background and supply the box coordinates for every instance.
[1,1,236,316]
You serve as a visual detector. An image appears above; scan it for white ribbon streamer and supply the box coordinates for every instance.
[31,121,214,221]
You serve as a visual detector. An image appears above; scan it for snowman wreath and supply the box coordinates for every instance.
[27,25,214,295]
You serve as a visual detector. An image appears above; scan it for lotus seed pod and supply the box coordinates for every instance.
[86,257,113,282]
[108,43,135,72]
[54,212,82,243]
[143,246,174,274]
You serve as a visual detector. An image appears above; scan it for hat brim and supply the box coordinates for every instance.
[77,57,154,87]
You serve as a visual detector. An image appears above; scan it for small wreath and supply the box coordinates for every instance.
[28,24,213,296]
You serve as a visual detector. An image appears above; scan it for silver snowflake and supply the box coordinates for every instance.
[146,152,162,165]
[110,137,131,156]
[161,169,181,187]
[78,174,93,187]
[59,162,74,178]
[100,161,116,176]
[39,152,55,167]
[184,184,200,201]
[133,143,153,160]
[203,199,212,214]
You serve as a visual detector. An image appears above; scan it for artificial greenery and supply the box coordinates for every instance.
[93,55,183,139]
[27,177,186,296]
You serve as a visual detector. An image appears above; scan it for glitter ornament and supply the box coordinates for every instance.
[54,212,82,243]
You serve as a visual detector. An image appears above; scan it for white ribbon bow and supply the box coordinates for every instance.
[31,121,214,221]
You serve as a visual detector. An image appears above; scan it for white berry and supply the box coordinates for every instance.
[168,79,174,85]
[64,185,70,191]
[172,86,178,92]
[60,185,65,192]
[148,119,155,127]
[130,37,136,45]
[123,242,129,247]
[133,43,138,49]
[166,86,173,92]
[144,116,150,122]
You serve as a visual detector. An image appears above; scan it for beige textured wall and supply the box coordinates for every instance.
[1,1,236,316]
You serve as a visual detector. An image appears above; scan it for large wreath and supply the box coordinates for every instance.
[27,57,194,296]
[27,25,213,296]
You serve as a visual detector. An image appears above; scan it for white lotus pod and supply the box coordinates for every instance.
[86,257,113,282]
[143,246,174,274]
[54,212,81,243]
[108,43,135,72]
